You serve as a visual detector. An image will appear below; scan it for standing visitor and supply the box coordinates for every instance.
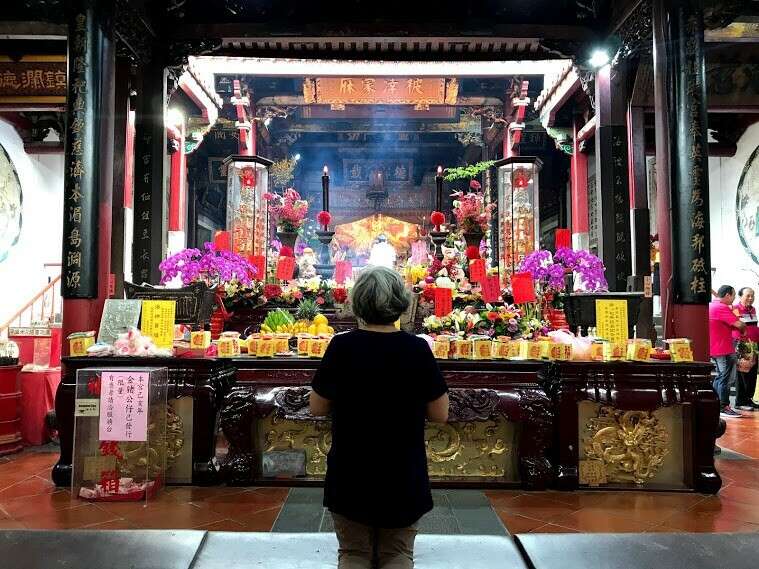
[734,287,759,411]
[710,285,747,418]
[310,266,449,569]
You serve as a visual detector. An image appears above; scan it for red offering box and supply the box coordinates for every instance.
[0,366,20,395]
[0,418,21,439]
[0,393,20,422]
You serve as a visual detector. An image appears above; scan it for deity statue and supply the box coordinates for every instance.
[367,234,396,268]
[298,247,318,279]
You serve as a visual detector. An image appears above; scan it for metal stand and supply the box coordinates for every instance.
[429,230,449,261]
[314,229,335,280]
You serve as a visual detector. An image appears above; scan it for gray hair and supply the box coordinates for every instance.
[351,266,410,325]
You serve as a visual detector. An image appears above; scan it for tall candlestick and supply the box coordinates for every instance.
[435,165,443,212]
[322,165,330,212]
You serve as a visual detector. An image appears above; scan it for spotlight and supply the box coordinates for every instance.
[294,153,301,161]
[165,107,184,127]
[588,49,610,69]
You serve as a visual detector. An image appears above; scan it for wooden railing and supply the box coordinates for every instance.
[0,274,62,336]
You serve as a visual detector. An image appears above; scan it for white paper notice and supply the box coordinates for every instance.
[98,371,149,442]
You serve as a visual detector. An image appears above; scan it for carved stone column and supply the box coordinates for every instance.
[653,0,711,358]
[61,0,115,347]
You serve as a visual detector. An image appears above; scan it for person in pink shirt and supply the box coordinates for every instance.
[734,287,758,411]
[710,285,747,418]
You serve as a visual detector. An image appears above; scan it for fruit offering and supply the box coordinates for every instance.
[261,308,295,334]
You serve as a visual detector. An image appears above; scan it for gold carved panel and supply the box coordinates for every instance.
[256,413,517,480]
[579,402,684,488]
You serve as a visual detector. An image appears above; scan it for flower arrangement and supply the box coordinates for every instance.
[264,187,309,232]
[519,247,608,292]
[451,189,496,233]
[259,278,351,308]
[159,243,257,291]
[422,304,549,339]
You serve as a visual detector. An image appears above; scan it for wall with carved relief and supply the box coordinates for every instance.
[709,122,759,292]
[0,118,63,325]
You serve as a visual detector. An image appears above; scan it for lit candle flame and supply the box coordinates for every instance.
[437,165,443,175]
[323,165,329,175]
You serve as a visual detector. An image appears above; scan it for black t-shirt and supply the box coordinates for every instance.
[312,329,448,528]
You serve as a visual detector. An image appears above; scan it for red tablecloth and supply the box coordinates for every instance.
[19,368,61,446]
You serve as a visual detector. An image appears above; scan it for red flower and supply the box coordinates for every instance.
[332,288,348,304]
[315,296,325,305]
[430,211,445,228]
[317,210,332,228]
[293,290,303,300]
[465,245,480,260]
[279,246,294,258]
[487,311,498,321]
[264,284,282,299]
[469,179,482,191]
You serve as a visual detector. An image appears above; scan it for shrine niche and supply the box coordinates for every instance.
[334,214,420,257]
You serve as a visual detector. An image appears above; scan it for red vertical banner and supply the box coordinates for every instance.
[555,228,571,250]
[482,275,502,303]
[434,287,453,317]
[213,230,231,251]
[468,259,486,283]
[276,256,296,281]
[334,260,353,284]
[511,272,537,304]
[248,255,266,280]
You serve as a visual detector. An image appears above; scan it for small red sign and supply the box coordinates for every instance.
[482,275,502,303]
[248,255,266,280]
[511,272,537,304]
[434,287,453,317]
[555,228,571,250]
[469,259,486,283]
[213,230,231,251]
[334,260,352,284]
[276,256,296,281]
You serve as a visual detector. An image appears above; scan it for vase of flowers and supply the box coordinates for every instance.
[159,243,258,338]
[452,180,495,248]
[265,187,308,249]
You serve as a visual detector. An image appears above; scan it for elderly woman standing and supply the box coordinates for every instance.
[310,266,449,569]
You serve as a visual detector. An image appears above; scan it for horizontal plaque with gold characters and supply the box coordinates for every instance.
[304,77,458,108]
[0,55,66,102]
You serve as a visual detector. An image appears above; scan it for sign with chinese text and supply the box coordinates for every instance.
[482,275,502,303]
[124,282,214,325]
[469,259,486,283]
[140,300,176,349]
[98,371,149,442]
[276,256,296,281]
[607,126,632,290]
[0,56,66,101]
[595,299,629,345]
[511,272,537,304]
[75,398,100,417]
[305,77,458,108]
[248,255,266,280]
[98,299,142,345]
[334,260,352,284]
[579,459,607,486]
[434,287,453,317]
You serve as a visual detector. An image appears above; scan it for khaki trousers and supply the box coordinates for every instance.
[332,513,418,569]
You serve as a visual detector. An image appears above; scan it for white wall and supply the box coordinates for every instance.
[709,122,759,292]
[0,118,63,324]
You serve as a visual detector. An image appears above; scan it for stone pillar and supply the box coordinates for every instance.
[131,58,167,284]
[61,0,115,346]
[627,105,651,281]
[653,0,711,359]
[570,115,589,251]
[595,63,632,291]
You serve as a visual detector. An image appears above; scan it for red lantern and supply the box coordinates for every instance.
[430,211,446,230]
[240,166,256,188]
[317,210,332,230]
[512,167,531,189]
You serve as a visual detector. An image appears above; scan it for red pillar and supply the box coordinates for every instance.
[570,116,589,250]
[168,122,186,232]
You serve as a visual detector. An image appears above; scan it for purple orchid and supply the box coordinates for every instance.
[159,242,257,287]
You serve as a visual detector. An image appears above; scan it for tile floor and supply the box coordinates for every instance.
[0,412,756,533]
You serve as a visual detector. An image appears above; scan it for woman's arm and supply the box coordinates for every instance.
[309,390,332,417]
[426,392,449,423]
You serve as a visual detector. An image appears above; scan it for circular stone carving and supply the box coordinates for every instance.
[737,145,759,265]
[0,144,22,263]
